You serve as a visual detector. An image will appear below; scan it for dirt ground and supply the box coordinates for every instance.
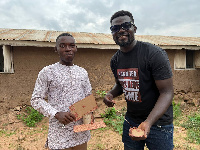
[0,98,200,150]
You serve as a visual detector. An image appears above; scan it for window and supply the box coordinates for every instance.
[186,50,194,68]
[0,45,14,73]
[174,49,198,70]
[0,46,3,72]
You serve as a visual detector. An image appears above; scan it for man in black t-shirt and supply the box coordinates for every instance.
[103,10,174,150]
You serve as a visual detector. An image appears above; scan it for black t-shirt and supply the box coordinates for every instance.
[110,41,173,125]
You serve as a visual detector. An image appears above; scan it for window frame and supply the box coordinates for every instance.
[174,49,196,70]
[0,45,14,73]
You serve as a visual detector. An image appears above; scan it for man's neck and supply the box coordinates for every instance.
[59,61,73,66]
[120,40,137,53]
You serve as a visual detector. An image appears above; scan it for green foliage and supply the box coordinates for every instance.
[101,107,117,118]
[101,107,126,135]
[173,101,182,119]
[96,90,107,98]
[173,101,182,125]
[181,109,200,144]
[17,106,44,127]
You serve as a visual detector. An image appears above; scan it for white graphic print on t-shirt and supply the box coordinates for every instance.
[117,68,141,102]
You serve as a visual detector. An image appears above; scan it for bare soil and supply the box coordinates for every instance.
[0,98,200,150]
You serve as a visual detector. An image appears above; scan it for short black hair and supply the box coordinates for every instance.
[56,33,73,43]
[110,10,134,23]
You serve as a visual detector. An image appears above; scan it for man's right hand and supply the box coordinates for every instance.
[55,112,76,125]
[103,93,115,107]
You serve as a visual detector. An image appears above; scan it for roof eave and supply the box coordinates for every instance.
[0,40,120,49]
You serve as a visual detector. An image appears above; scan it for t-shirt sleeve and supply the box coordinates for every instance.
[110,53,118,79]
[149,49,173,80]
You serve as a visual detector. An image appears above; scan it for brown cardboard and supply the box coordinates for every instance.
[69,94,98,121]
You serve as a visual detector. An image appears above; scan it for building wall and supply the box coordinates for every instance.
[166,49,200,93]
[74,48,116,92]
[0,46,58,114]
[0,46,199,114]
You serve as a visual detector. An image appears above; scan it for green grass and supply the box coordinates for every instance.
[173,100,200,145]
[96,143,105,149]
[0,129,6,137]
[181,109,200,144]
[173,101,183,126]
[17,106,44,127]
[0,129,17,137]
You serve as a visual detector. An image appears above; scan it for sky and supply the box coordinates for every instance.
[0,0,200,37]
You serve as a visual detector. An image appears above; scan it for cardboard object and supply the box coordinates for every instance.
[73,120,106,132]
[69,94,98,121]
[83,113,92,124]
[129,128,145,137]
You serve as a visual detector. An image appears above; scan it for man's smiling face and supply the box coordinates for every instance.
[111,15,136,47]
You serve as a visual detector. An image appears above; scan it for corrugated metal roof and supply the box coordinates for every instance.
[0,28,199,46]
[0,28,115,45]
[136,35,200,46]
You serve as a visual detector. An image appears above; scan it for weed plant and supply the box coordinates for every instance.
[181,109,200,144]
[96,90,107,98]
[17,106,44,127]
[101,107,126,135]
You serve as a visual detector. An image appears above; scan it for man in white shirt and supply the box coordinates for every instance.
[31,33,92,150]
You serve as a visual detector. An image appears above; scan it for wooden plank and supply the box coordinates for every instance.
[174,50,186,69]
[3,45,13,73]
[195,51,200,68]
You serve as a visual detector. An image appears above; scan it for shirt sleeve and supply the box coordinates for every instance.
[110,52,119,79]
[82,70,92,97]
[149,49,173,80]
[31,68,58,119]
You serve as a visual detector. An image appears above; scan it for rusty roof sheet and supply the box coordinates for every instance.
[0,28,199,46]
[136,35,200,46]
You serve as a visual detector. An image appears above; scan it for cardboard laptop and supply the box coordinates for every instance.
[69,94,106,132]
[69,94,98,121]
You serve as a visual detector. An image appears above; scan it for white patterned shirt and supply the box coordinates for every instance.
[31,62,92,149]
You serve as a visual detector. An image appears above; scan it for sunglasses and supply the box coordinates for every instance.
[110,22,134,33]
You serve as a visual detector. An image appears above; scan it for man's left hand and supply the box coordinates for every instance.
[129,121,151,141]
